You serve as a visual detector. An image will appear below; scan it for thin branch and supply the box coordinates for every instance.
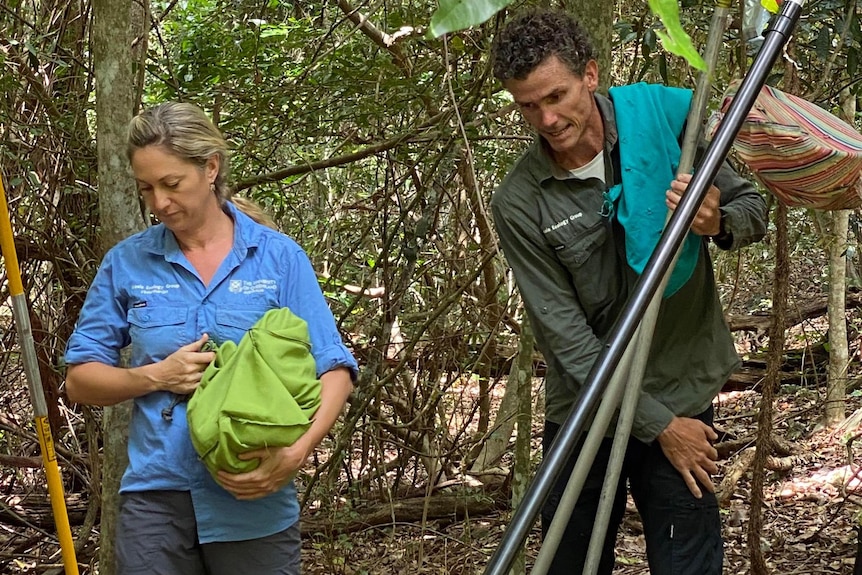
[234,130,415,191]
[0,2,37,31]
[806,0,857,102]
[235,106,461,190]
[336,0,392,49]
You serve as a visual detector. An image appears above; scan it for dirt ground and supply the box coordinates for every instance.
[302,387,862,574]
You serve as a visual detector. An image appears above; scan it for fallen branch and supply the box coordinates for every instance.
[0,493,89,530]
[718,446,756,506]
[0,454,42,468]
[715,434,796,460]
[727,292,862,332]
[301,491,504,536]
[716,445,811,506]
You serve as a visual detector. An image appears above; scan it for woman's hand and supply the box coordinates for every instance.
[216,442,311,501]
[215,367,353,500]
[66,334,217,406]
[147,333,216,395]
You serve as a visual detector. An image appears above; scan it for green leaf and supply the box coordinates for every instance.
[643,28,657,57]
[648,0,707,71]
[852,10,862,43]
[260,25,291,39]
[428,0,513,38]
[848,47,858,78]
[761,0,780,13]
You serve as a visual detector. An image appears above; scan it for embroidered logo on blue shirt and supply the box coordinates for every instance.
[228,279,278,295]
[131,283,180,295]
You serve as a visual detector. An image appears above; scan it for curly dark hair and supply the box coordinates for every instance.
[492,9,596,81]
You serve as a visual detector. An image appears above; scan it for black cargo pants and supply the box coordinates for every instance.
[541,407,722,575]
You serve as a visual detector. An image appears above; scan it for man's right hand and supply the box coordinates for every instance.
[656,416,719,499]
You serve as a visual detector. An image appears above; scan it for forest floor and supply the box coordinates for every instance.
[302,384,862,574]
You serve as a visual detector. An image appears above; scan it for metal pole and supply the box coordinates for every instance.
[581,2,732,572]
[530,332,634,575]
[482,2,804,573]
[0,173,80,575]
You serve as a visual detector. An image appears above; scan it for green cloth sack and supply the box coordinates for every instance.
[187,307,322,478]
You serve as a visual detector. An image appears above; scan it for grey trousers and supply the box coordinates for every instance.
[116,490,301,575]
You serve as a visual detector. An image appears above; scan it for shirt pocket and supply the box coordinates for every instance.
[551,220,619,313]
[554,219,608,267]
[127,306,189,362]
[214,307,270,345]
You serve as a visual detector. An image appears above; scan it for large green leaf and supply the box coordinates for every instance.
[428,0,513,38]
[648,0,707,71]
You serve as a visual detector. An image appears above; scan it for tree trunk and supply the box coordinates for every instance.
[469,315,535,476]
[95,0,147,253]
[93,0,148,572]
[560,0,614,93]
[509,316,535,575]
[826,209,850,426]
[825,88,857,427]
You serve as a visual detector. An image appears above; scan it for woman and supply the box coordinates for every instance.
[65,102,357,575]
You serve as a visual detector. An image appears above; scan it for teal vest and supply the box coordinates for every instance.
[607,83,697,296]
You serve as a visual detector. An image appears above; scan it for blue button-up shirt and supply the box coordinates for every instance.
[65,202,358,543]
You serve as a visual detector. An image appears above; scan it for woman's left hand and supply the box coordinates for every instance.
[216,368,353,500]
[216,443,310,500]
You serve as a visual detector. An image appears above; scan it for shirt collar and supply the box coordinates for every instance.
[141,200,265,257]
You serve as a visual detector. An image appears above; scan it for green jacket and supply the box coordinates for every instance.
[491,92,767,443]
[187,308,322,478]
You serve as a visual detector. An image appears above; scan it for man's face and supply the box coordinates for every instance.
[503,55,599,156]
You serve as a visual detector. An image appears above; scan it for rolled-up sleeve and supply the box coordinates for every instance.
[281,248,358,382]
[64,252,129,367]
[706,149,768,251]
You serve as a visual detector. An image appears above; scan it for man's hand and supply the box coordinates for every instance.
[657,416,719,499]
[665,173,722,237]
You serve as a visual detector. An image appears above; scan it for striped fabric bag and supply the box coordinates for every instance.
[707,80,862,210]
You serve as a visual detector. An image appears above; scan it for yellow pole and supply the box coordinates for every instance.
[0,173,80,574]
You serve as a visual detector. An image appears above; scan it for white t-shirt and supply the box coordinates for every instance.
[568,150,605,183]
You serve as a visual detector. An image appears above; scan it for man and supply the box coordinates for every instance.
[489,9,767,575]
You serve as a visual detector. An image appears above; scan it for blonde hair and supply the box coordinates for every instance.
[127,102,275,229]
